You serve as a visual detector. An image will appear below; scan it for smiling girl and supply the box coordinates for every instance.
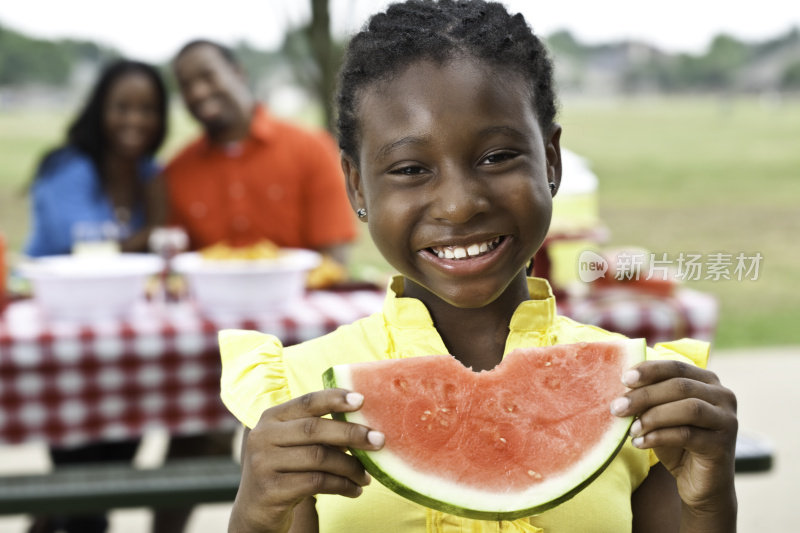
[219,2,738,532]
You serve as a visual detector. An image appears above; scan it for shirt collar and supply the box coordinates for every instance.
[248,104,275,143]
[381,275,557,335]
[197,104,275,152]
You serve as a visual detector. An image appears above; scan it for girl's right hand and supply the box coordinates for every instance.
[229,388,385,533]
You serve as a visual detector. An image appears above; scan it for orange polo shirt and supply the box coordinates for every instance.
[165,106,357,251]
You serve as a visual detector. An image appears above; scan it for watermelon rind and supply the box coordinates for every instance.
[323,338,645,521]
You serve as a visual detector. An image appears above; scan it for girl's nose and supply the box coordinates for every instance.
[430,164,489,224]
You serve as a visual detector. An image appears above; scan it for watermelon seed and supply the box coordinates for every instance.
[545,361,552,367]
[499,437,507,444]
[527,470,543,480]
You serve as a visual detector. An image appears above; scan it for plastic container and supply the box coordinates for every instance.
[172,248,321,317]
[17,254,163,320]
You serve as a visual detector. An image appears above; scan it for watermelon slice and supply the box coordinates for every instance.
[323,338,645,520]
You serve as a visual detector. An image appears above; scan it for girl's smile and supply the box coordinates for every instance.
[419,234,511,276]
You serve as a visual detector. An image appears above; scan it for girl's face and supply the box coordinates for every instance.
[104,71,161,158]
[343,57,561,309]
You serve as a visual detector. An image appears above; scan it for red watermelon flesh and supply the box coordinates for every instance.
[323,338,645,520]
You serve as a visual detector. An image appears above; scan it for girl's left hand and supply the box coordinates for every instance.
[611,359,738,511]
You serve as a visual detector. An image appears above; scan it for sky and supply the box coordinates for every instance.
[1,0,799,63]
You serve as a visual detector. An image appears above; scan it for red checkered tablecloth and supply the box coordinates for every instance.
[0,285,716,447]
[0,290,385,447]
[558,287,718,345]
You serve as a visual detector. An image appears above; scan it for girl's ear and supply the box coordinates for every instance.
[545,124,563,195]
[341,153,367,217]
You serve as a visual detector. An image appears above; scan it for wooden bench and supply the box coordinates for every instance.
[0,457,241,515]
[0,433,774,516]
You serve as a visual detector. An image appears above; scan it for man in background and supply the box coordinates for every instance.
[155,39,357,533]
[165,39,356,262]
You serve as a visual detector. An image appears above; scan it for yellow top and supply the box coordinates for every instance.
[220,277,709,533]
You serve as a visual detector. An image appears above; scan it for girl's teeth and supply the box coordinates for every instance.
[432,237,501,260]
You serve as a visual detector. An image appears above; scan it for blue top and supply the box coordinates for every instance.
[25,146,161,257]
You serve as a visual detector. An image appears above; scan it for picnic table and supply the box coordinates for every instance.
[0,284,771,515]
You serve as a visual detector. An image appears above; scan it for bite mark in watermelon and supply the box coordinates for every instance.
[323,338,646,520]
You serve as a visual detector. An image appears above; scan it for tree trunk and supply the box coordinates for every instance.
[309,0,335,131]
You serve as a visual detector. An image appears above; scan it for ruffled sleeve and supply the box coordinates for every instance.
[649,338,710,369]
[219,329,292,429]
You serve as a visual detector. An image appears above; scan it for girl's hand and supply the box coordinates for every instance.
[611,360,738,520]
[230,388,385,533]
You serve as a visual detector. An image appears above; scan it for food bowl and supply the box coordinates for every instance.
[172,248,322,317]
[18,254,164,320]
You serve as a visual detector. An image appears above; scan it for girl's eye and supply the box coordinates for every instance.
[389,165,427,176]
[481,151,518,165]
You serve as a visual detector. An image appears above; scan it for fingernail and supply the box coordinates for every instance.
[632,436,645,448]
[629,419,642,437]
[346,392,364,407]
[622,370,640,386]
[367,430,385,447]
[364,472,372,485]
[610,397,630,415]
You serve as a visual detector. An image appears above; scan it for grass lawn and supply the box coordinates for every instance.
[557,95,800,349]
[1,96,798,349]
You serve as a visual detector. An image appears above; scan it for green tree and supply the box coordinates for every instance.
[0,25,70,85]
[0,22,118,86]
[781,60,800,90]
[700,34,751,88]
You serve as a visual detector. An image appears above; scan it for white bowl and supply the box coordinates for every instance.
[18,254,164,320]
[172,249,322,317]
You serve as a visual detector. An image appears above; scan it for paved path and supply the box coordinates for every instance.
[707,346,800,533]
[0,346,796,532]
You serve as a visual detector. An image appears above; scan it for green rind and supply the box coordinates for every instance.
[321,339,644,520]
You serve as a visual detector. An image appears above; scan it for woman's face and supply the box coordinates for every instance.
[343,57,561,310]
[103,71,161,158]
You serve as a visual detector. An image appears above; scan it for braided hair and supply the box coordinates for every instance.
[336,0,558,162]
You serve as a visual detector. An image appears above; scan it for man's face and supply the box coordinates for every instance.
[173,44,252,138]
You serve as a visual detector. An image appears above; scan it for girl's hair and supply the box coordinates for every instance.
[34,59,168,187]
[336,0,558,162]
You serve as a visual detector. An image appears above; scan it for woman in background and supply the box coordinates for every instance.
[25,58,168,257]
[24,59,168,533]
